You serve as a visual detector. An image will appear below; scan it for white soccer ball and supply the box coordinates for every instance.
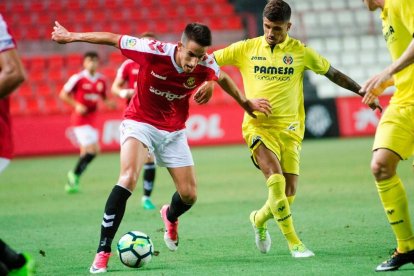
[117,231,154,268]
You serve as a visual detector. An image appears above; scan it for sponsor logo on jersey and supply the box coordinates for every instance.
[151,70,167,80]
[254,66,294,75]
[283,54,293,65]
[251,56,267,61]
[149,86,186,101]
[132,69,139,75]
[84,93,100,101]
[183,77,196,89]
[253,65,294,81]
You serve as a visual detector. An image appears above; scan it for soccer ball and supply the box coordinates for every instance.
[117,231,154,268]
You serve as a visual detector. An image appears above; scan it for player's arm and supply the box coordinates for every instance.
[193,81,214,105]
[52,21,121,48]
[59,89,87,114]
[360,39,414,105]
[0,49,26,98]
[111,77,134,99]
[216,71,271,118]
[324,65,382,112]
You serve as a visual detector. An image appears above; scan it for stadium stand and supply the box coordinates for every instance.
[1,0,390,115]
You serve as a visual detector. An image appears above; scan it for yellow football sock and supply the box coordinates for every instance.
[254,195,297,227]
[254,200,272,228]
[267,174,301,248]
[287,195,296,205]
[376,175,414,252]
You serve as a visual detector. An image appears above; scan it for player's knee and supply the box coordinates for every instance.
[371,159,393,180]
[179,189,197,204]
[118,170,139,190]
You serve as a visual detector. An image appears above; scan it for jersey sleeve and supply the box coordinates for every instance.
[0,15,15,52]
[63,74,80,93]
[303,46,330,75]
[116,60,130,81]
[204,54,220,81]
[213,40,245,67]
[119,35,163,65]
[399,0,414,35]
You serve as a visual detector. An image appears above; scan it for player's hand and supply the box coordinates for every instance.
[360,68,392,107]
[75,103,87,115]
[119,89,134,99]
[193,81,214,105]
[51,21,72,44]
[243,98,272,118]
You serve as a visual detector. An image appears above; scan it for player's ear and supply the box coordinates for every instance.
[287,22,292,31]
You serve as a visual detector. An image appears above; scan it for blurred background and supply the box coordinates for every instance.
[0,0,393,156]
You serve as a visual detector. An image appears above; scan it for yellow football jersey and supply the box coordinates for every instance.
[381,0,414,106]
[214,35,330,139]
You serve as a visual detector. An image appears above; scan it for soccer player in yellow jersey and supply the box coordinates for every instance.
[214,0,381,258]
[360,0,414,272]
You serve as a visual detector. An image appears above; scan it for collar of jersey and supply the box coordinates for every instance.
[261,34,290,50]
[381,0,389,20]
[81,69,100,82]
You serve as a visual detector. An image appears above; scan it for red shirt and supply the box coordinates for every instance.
[119,36,220,131]
[116,59,139,105]
[0,14,17,159]
[116,59,140,90]
[62,70,107,126]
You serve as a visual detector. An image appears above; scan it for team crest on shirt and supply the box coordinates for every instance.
[183,77,196,89]
[96,82,104,92]
[283,54,293,65]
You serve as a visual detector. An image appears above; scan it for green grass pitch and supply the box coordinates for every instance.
[1,137,414,275]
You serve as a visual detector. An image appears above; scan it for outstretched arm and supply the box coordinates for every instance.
[51,21,121,47]
[360,39,414,104]
[324,65,382,112]
[216,71,271,118]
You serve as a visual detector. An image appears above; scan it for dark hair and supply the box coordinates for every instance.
[83,51,99,59]
[181,23,212,47]
[263,0,291,22]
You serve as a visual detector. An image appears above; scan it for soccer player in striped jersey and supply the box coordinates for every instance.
[360,0,414,272]
[52,21,271,273]
[60,52,115,194]
[214,0,381,258]
[0,13,35,276]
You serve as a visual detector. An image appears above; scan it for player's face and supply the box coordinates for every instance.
[361,0,382,11]
[263,17,291,46]
[177,40,207,73]
[83,57,99,73]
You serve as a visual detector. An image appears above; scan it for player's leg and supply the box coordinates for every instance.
[373,105,414,271]
[0,239,35,275]
[160,166,196,251]
[373,149,414,271]
[0,157,10,174]
[90,137,148,273]
[67,125,99,193]
[254,143,313,257]
[141,154,156,210]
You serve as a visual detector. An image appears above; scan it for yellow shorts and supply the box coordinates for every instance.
[373,104,414,160]
[243,125,302,175]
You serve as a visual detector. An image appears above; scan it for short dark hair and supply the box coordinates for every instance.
[84,51,99,59]
[181,23,212,47]
[263,0,291,22]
